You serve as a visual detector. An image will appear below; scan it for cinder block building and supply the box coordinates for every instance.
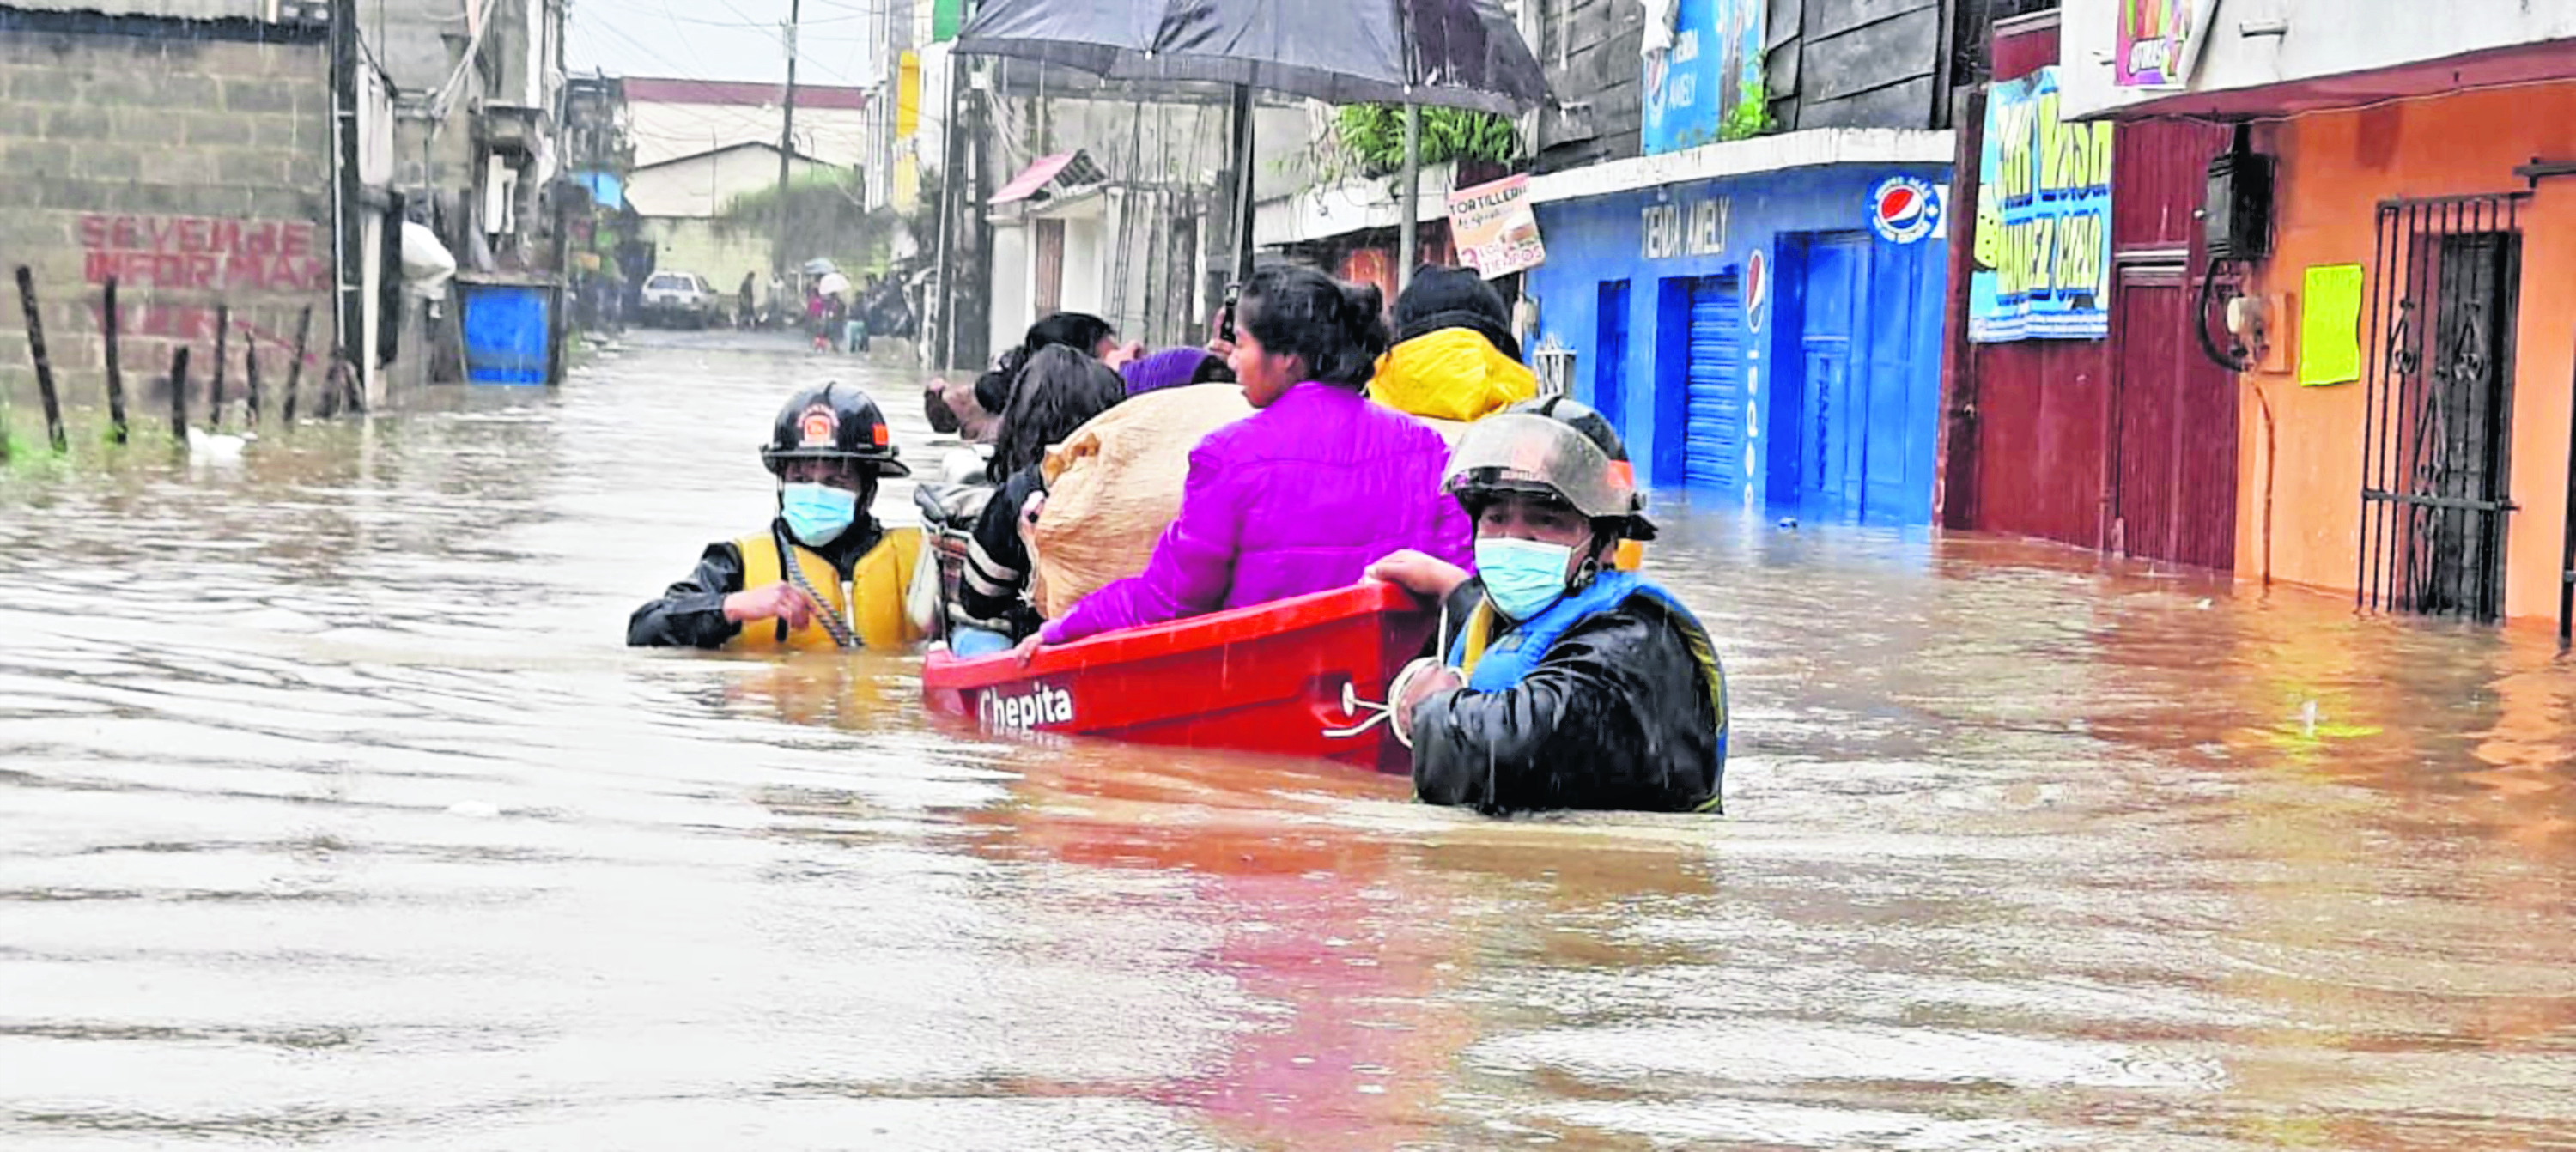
[0,0,401,417]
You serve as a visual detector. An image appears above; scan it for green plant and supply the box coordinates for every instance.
[1721,78,1776,142]
[1331,106,1519,176]
[714,169,897,267]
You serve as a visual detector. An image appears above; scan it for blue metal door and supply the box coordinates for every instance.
[1683,276,1744,493]
[1593,280,1630,427]
[1801,237,1863,518]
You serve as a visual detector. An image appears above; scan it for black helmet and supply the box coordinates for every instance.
[761,382,912,477]
[1444,395,1656,541]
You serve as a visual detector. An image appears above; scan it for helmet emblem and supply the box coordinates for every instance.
[799,406,836,446]
[1607,461,1635,488]
[871,422,890,446]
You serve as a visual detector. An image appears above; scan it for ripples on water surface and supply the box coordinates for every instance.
[3,331,2572,1149]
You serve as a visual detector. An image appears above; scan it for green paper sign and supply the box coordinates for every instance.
[2300,264,2364,387]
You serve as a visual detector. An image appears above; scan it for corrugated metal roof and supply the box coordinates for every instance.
[622,76,870,112]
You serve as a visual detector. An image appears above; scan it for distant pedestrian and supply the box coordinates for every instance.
[737,271,756,330]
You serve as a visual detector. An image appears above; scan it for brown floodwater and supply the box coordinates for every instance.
[3,330,2573,1150]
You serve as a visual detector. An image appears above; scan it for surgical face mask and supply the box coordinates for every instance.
[1476,537,1577,621]
[781,482,859,547]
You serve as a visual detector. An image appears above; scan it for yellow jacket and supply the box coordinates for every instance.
[732,527,923,652]
[1370,329,1539,424]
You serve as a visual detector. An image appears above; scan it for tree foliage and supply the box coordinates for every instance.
[1331,106,1519,177]
[713,167,896,269]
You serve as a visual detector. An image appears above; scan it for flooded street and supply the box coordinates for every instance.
[4,330,2574,1150]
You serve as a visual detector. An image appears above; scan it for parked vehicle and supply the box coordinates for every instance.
[639,271,721,329]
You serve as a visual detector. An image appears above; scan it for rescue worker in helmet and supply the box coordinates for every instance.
[1365,397,1728,815]
[627,383,925,650]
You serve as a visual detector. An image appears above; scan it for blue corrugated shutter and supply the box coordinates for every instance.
[1683,276,1743,492]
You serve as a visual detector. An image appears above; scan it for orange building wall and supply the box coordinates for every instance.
[2238,85,2576,626]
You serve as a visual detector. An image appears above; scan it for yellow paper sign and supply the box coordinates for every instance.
[2300,264,2364,386]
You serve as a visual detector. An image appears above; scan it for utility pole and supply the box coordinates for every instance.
[772,0,803,277]
[331,0,364,400]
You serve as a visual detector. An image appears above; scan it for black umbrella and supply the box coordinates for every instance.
[956,0,1546,290]
[956,0,1546,116]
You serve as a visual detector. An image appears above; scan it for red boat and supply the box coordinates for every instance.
[920,582,1437,773]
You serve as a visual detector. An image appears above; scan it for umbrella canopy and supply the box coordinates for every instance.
[816,271,854,296]
[802,258,840,276]
[955,0,1547,116]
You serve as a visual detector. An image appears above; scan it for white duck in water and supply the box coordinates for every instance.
[186,426,254,464]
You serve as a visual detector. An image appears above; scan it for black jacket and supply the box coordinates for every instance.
[1408,579,1724,815]
[957,465,1048,640]
[626,517,885,648]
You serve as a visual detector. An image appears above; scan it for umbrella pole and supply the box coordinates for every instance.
[1230,84,1256,288]
[1397,104,1420,294]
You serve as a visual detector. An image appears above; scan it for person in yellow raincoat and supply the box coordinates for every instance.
[1370,264,1540,424]
[628,383,922,651]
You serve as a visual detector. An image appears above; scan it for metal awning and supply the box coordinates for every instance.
[991,150,1106,205]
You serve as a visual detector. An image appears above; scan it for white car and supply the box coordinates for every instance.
[639,271,720,328]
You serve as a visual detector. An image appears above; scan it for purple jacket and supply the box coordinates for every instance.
[1043,382,1473,645]
[1121,347,1218,396]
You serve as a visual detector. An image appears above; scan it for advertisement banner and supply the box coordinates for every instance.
[1446,175,1546,279]
[1642,0,1763,155]
[1970,68,2115,343]
[2117,0,2216,88]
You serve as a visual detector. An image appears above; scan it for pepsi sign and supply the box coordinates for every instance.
[1868,177,1943,246]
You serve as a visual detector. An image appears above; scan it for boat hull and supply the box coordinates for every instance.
[920,583,1436,773]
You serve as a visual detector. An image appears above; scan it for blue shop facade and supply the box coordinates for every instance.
[1525,159,1953,526]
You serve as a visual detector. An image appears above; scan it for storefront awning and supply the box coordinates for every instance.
[992,150,1106,205]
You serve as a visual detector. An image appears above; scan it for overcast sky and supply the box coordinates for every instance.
[566,0,884,91]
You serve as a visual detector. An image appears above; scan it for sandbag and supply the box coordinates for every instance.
[1028,385,1255,618]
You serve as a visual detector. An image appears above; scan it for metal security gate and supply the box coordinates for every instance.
[1682,276,1745,492]
[2358,194,2525,621]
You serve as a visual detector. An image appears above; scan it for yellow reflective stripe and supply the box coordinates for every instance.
[1456,598,1498,678]
[730,531,852,652]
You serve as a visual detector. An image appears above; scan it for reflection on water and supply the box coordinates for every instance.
[3,330,2572,1149]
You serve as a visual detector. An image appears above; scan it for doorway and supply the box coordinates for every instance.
[1594,280,1631,430]
[2111,264,2240,570]
[2360,195,2525,621]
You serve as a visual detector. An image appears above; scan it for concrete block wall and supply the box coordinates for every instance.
[0,23,333,420]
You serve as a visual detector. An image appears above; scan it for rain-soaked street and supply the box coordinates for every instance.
[3,330,2574,1150]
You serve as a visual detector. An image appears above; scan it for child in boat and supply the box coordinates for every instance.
[957,347,1130,647]
[628,383,920,651]
[1032,264,1473,650]
[1371,264,1540,426]
[1367,397,1728,815]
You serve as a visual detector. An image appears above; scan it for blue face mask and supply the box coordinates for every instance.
[1476,537,1577,621]
[781,482,859,547]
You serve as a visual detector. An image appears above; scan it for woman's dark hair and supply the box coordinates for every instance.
[975,313,1116,416]
[1237,265,1389,389]
[972,345,1030,416]
[1024,312,1116,358]
[989,345,1127,482]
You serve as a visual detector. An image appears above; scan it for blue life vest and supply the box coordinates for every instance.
[1446,572,1730,806]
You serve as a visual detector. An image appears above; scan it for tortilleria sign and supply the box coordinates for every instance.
[1447,175,1546,279]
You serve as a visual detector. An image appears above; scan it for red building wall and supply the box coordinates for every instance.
[1948,14,2237,569]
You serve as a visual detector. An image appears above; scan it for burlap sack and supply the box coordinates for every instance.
[1028,385,1256,618]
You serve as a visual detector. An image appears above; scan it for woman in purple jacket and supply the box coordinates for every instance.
[1036,266,1474,648]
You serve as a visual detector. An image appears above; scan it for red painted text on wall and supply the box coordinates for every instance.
[79,215,331,293]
